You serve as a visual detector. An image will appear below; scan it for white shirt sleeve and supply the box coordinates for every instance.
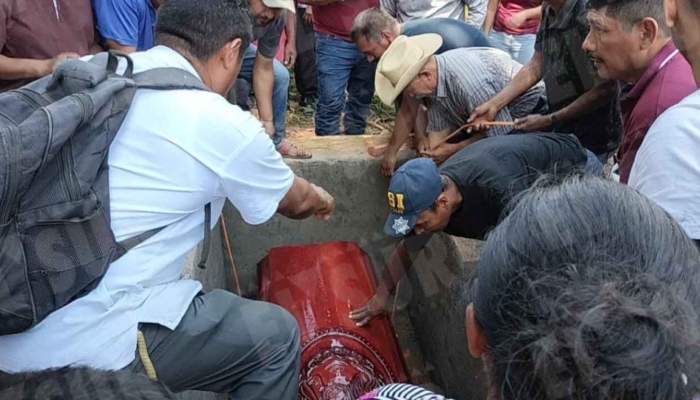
[628,91,700,240]
[214,115,295,226]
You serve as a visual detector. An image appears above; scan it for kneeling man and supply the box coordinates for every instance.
[350,133,595,326]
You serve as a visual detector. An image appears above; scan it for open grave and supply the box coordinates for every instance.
[180,137,486,400]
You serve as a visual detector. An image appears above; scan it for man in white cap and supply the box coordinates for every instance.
[234,0,312,159]
[375,34,546,166]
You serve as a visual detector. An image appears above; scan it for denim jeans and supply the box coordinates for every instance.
[235,44,290,149]
[315,33,377,136]
[490,30,536,65]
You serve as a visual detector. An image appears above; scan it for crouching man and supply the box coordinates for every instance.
[350,133,596,326]
[0,1,334,399]
[374,34,546,169]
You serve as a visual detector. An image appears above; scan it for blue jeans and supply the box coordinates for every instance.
[235,44,290,149]
[490,30,536,65]
[315,33,377,136]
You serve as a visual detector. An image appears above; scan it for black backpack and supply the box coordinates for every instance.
[0,51,212,335]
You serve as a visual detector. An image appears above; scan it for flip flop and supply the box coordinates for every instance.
[279,141,312,159]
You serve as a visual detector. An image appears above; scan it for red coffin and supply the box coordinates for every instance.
[258,241,410,400]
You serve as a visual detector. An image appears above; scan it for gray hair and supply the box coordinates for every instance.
[587,0,670,34]
[351,8,398,43]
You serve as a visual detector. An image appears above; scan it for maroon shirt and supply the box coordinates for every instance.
[618,41,696,183]
[313,0,379,41]
[0,0,96,91]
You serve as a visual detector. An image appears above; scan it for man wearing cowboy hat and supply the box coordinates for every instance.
[350,8,493,176]
[375,34,547,166]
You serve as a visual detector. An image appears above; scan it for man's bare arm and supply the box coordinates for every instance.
[253,52,276,133]
[0,53,80,81]
[489,51,544,111]
[551,80,618,123]
[483,0,500,34]
[104,39,137,54]
[277,176,334,220]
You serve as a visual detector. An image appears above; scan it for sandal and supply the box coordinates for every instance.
[279,141,312,159]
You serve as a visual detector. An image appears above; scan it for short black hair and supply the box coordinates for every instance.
[473,174,700,399]
[0,368,176,399]
[155,0,253,60]
[587,0,669,33]
[351,8,397,43]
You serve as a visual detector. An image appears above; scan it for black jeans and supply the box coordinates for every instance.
[294,7,318,98]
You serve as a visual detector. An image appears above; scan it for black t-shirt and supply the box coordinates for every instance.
[439,133,587,239]
[535,0,621,155]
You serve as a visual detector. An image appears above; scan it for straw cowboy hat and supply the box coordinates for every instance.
[375,34,443,105]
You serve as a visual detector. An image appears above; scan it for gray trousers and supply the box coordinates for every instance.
[128,290,301,400]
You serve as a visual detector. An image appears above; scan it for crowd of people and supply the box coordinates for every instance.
[2,0,700,398]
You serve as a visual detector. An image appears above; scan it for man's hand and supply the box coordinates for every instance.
[506,10,528,29]
[514,114,552,132]
[416,135,430,155]
[421,142,458,165]
[284,42,297,69]
[381,152,398,177]
[313,184,335,221]
[349,294,389,327]
[47,52,81,75]
[304,7,314,24]
[262,120,275,138]
[469,101,500,125]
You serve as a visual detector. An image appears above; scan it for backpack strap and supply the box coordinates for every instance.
[133,68,211,92]
[118,68,213,268]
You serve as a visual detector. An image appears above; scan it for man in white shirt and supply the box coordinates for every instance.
[0,0,335,399]
[628,0,700,244]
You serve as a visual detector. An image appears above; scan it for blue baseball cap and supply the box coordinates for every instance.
[383,158,442,237]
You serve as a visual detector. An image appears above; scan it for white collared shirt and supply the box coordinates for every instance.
[629,88,700,240]
[0,46,294,372]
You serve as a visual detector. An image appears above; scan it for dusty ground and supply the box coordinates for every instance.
[285,75,396,139]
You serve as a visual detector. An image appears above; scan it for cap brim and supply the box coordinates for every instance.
[261,0,296,13]
[384,213,420,237]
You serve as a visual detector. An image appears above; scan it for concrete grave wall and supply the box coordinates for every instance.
[178,146,486,399]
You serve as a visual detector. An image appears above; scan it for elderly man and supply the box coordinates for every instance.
[234,0,309,158]
[349,133,592,326]
[470,0,622,161]
[629,0,700,245]
[582,0,695,183]
[375,34,546,166]
[0,0,102,92]
[351,8,492,175]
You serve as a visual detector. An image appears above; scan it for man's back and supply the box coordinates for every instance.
[439,133,587,239]
[0,45,294,372]
[401,18,492,53]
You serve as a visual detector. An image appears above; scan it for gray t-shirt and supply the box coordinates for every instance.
[252,13,286,59]
[380,0,486,28]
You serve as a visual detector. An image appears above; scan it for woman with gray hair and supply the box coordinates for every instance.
[467,174,700,399]
[363,175,700,399]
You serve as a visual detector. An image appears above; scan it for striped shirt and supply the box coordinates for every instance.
[426,47,545,137]
[360,384,452,400]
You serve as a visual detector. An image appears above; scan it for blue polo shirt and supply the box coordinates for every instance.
[401,18,492,53]
[94,0,157,51]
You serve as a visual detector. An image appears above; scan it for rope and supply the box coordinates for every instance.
[220,216,242,296]
[137,331,158,382]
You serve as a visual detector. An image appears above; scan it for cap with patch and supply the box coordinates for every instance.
[383,158,442,237]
